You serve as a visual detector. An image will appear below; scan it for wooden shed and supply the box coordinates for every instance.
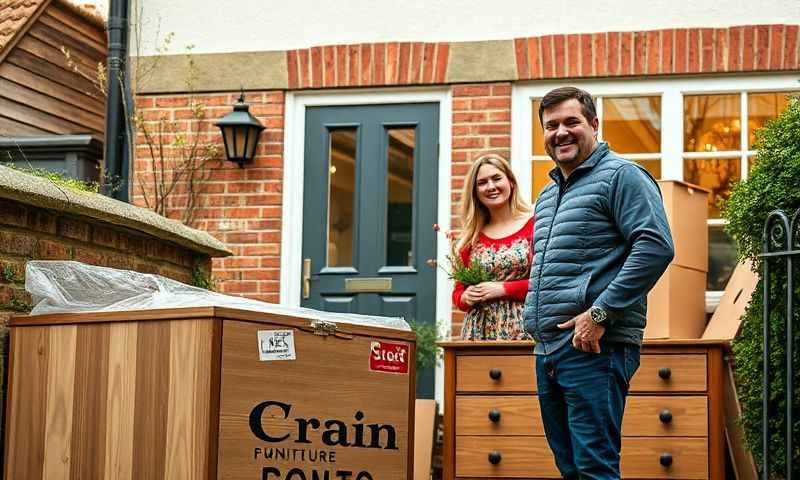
[0,0,106,139]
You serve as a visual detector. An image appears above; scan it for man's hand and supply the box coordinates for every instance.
[557,310,606,353]
[461,282,505,306]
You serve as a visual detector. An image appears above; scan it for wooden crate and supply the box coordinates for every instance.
[4,306,416,480]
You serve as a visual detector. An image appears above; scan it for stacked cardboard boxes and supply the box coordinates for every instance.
[644,181,710,339]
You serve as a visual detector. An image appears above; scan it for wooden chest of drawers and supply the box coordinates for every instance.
[441,340,726,479]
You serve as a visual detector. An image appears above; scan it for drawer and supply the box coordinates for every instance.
[454,395,708,438]
[456,435,558,478]
[457,355,536,393]
[622,437,709,479]
[623,396,708,437]
[631,354,707,392]
[456,436,708,479]
[456,396,544,436]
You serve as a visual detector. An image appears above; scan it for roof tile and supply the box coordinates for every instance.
[0,0,46,54]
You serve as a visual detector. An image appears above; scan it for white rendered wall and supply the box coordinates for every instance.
[72,0,108,16]
[133,0,800,56]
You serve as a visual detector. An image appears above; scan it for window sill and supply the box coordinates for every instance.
[705,290,723,314]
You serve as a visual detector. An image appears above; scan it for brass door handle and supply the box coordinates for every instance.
[303,258,311,299]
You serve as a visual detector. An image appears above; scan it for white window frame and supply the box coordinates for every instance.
[511,73,800,311]
[530,94,664,166]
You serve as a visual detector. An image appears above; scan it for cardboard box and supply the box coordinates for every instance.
[645,264,707,339]
[702,260,758,341]
[657,180,711,272]
[414,400,436,480]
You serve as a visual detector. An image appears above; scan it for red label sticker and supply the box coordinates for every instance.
[369,341,410,374]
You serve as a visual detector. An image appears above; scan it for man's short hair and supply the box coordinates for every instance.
[539,87,597,125]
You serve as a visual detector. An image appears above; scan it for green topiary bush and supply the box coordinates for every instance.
[722,93,800,477]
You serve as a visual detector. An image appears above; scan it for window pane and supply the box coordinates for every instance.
[748,155,756,174]
[386,127,415,266]
[602,96,661,154]
[684,94,741,152]
[634,159,661,179]
[708,225,738,291]
[748,91,797,148]
[327,129,356,267]
[531,99,545,156]
[683,158,741,218]
[531,160,553,203]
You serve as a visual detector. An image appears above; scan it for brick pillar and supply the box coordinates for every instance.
[448,82,512,337]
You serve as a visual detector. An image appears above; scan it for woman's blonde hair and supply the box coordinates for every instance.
[457,153,531,251]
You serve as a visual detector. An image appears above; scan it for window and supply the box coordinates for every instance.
[514,75,798,308]
[683,93,742,218]
[530,95,661,202]
[682,91,796,293]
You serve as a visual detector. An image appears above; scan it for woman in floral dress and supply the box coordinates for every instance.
[452,153,534,340]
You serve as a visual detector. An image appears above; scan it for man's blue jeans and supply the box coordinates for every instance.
[535,340,640,480]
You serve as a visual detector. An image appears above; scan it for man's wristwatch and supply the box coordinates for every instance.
[589,306,608,325]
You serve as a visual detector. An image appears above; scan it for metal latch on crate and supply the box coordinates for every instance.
[310,320,338,336]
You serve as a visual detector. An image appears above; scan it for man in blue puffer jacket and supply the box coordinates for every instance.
[523,87,674,480]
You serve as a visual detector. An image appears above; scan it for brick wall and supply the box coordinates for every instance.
[132,91,285,303]
[514,24,799,79]
[449,82,513,336]
[0,197,211,324]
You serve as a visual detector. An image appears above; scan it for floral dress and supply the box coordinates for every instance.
[453,217,534,340]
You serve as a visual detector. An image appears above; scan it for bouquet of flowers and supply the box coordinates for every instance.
[427,224,492,286]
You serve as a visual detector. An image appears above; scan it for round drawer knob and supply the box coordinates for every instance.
[660,453,673,467]
[659,409,673,423]
[488,409,501,423]
[488,451,502,465]
[658,367,672,380]
[489,368,502,380]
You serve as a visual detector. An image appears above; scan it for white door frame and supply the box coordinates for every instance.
[280,87,453,405]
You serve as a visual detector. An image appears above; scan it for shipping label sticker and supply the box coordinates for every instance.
[257,330,296,361]
[369,341,409,374]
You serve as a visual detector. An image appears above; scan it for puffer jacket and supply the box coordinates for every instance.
[523,142,674,355]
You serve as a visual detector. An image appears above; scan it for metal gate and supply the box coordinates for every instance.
[761,209,799,479]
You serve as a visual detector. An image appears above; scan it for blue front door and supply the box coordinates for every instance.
[301,103,439,398]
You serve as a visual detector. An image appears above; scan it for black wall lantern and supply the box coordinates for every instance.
[215,93,265,167]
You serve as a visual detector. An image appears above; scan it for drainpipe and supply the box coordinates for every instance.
[103,0,130,201]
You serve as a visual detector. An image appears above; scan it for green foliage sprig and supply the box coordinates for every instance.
[448,256,493,286]
[191,262,217,291]
[1,162,100,193]
[1,265,16,283]
[1,297,32,313]
[427,224,493,286]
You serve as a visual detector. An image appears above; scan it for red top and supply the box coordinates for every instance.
[452,217,535,312]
